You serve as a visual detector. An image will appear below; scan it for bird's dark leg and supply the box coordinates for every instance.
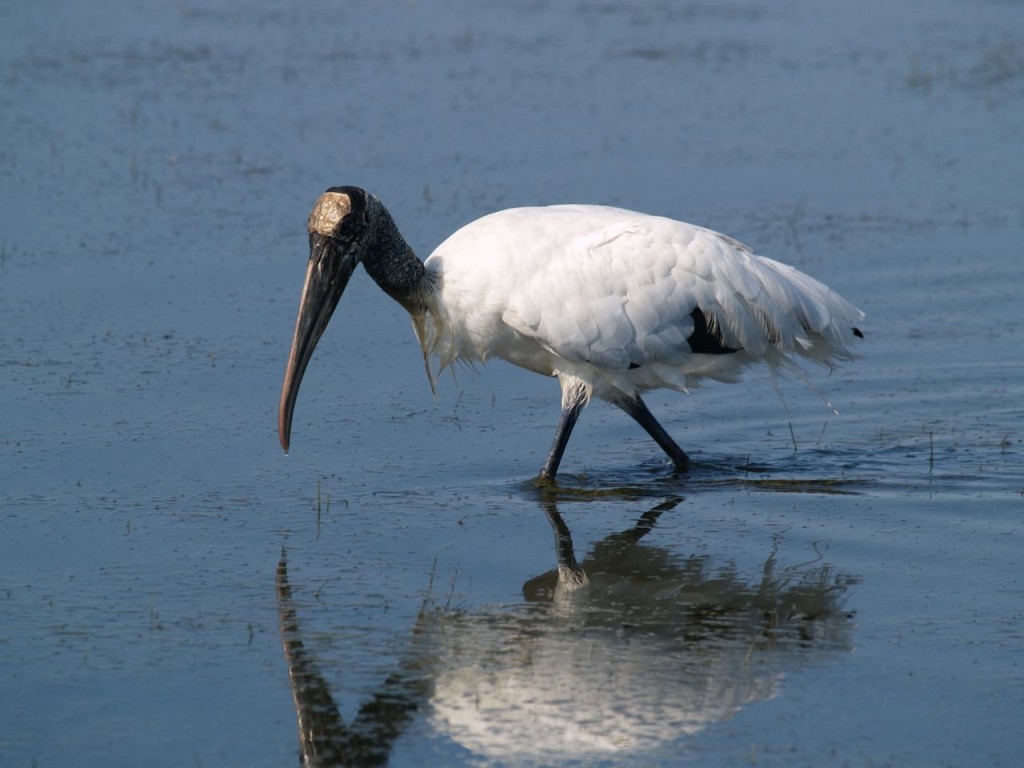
[540,380,589,481]
[616,394,690,470]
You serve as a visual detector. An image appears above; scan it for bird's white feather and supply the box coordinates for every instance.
[419,205,862,401]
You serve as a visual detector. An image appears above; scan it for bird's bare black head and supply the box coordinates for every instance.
[307,186,368,247]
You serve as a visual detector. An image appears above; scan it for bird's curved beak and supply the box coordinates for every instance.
[278,232,359,452]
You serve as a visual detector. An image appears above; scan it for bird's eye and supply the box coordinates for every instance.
[337,211,366,241]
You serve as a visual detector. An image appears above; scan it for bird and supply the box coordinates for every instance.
[278,186,864,480]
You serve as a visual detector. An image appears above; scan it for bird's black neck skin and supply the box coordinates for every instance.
[360,195,433,313]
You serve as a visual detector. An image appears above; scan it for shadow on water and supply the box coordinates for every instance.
[519,451,866,501]
[277,498,856,767]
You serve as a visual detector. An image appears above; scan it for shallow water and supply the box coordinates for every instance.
[2,1,1023,766]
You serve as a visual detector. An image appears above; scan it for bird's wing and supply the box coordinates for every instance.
[500,209,862,372]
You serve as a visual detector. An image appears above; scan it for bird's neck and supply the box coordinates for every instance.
[361,199,433,313]
[360,197,449,392]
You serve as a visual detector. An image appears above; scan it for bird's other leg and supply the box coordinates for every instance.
[616,393,690,471]
[540,377,590,481]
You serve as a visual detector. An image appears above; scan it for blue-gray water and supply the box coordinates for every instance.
[2,1,1022,766]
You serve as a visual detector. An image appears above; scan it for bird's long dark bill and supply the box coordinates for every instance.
[278,234,358,452]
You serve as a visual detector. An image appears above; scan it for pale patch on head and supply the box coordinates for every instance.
[307,191,351,236]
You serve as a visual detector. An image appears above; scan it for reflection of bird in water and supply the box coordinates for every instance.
[278,187,864,479]
[430,498,853,760]
[276,552,426,767]
[276,499,855,766]
[527,497,848,633]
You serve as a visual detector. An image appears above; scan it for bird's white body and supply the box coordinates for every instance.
[282,189,863,477]
[418,205,863,403]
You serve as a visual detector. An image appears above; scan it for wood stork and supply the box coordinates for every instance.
[278,186,864,480]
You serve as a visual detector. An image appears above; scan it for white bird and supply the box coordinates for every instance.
[278,186,864,480]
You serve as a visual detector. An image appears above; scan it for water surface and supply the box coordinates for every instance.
[2,1,1022,766]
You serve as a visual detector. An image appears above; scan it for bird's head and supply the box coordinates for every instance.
[278,186,370,452]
